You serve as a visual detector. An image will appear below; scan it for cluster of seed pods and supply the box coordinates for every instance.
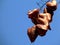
[27,0,57,42]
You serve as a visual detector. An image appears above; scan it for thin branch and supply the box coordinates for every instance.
[36,0,51,10]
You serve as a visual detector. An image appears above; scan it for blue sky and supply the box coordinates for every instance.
[0,0,60,45]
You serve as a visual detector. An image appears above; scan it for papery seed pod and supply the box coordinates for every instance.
[46,1,57,11]
[27,26,38,42]
[28,9,39,19]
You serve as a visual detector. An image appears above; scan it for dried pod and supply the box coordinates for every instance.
[36,24,47,36]
[46,2,57,11]
[27,26,38,42]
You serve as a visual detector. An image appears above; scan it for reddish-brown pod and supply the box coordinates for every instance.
[27,26,38,42]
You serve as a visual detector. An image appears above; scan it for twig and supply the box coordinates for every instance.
[37,0,51,10]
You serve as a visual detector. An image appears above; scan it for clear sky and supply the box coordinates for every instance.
[0,0,60,45]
